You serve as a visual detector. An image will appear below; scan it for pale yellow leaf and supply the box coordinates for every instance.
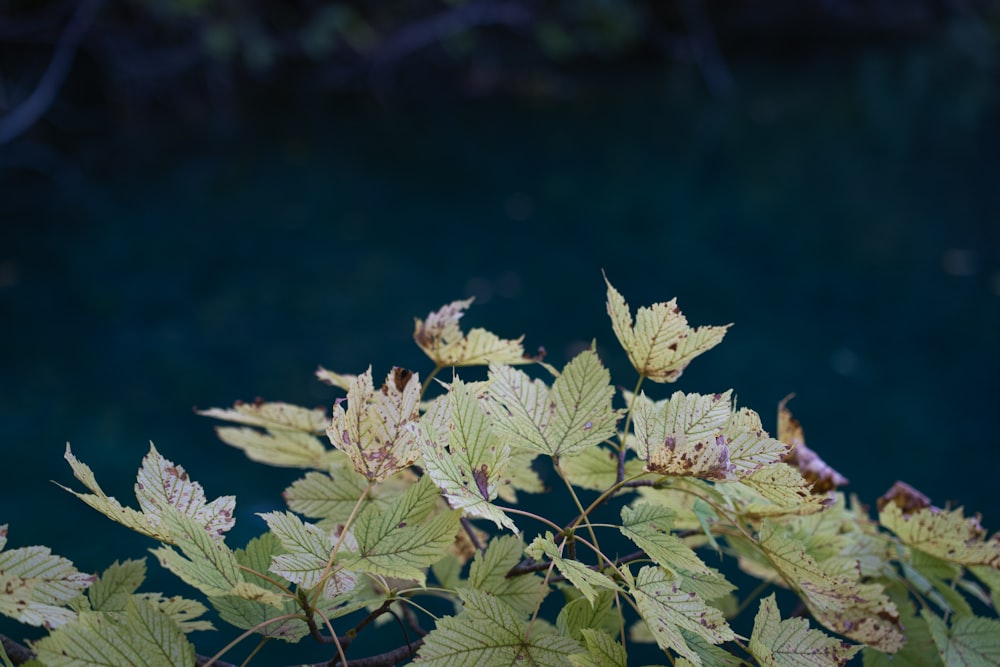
[605,275,730,383]
[327,366,423,483]
[880,504,1000,568]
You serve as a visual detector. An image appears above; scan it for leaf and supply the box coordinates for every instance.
[414,298,529,367]
[619,504,713,576]
[133,444,236,539]
[862,580,942,667]
[419,378,518,533]
[880,503,1000,568]
[467,535,548,616]
[34,597,196,667]
[259,511,358,599]
[496,447,544,502]
[625,565,734,665]
[340,476,460,584]
[487,346,623,457]
[212,427,340,470]
[724,407,789,479]
[0,525,94,628]
[569,629,628,667]
[326,366,423,483]
[734,464,825,516]
[631,390,734,480]
[924,611,1000,667]
[197,401,329,432]
[557,590,619,641]
[526,534,619,606]
[414,589,581,665]
[138,593,213,633]
[560,446,647,492]
[150,507,243,599]
[282,469,373,526]
[59,443,235,542]
[87,560,146,612]
[757,520,904,653]
[749,594,860,666]
[604,275,730,383]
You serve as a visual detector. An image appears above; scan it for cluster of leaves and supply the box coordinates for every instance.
[2,276,1000,666]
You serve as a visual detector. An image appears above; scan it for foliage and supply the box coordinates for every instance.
[2,277,999,666]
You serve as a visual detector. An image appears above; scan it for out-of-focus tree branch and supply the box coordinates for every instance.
[0,0,104,146]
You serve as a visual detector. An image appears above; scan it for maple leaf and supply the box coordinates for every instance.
[414,589,582,666]
[419,377,518,532]
[757,520,904,653]
[631,390,734,480]
[749,593,860,666]
[880,503,1000,568]
[526,534,620,606]
[625,564,735,665]
[327,366,423,483]
[487,346,623,457]
[0,525,95,629]
[605,275,730,383]
[60,443,235,542]
[414,298,530,367]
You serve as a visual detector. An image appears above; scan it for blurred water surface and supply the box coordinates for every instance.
[1,41,998,663]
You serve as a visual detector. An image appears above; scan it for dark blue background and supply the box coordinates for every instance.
[2,43,998,664]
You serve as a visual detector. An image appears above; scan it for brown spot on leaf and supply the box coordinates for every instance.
[392,367,414,392]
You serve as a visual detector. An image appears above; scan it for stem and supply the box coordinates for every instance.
[617,375,646,482]
[554,457,601,563]
[502,506,565,533]
[419,364,444,402]
[311,481,374,610]
[201,614,309,667]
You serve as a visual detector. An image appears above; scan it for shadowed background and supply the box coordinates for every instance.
[1,1,999,663]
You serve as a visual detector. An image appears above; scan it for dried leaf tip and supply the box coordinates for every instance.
[414,298,527,367]
[603,273,730,382]
[778,396,848,494]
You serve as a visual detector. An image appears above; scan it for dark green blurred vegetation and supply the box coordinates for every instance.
[2,0,999,137]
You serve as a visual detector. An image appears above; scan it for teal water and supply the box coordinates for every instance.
[1,43,998,663]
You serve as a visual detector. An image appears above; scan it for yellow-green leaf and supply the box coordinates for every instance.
[414,589,581,665]
[557,590,619,641]
[420,378,518,532]
[87,560,145,612]
[750,593,860,666]
[605,276,730,383]
[34,597,196,667]
[59,443,235,542]
[259,511,358,599]
[327,366,423,483]
[414,298,528,367]
[880,504,1000,568]
[569,629,627,667]
[0,525,94,628]
[467,535,547,616]
[560,445,647,492]
[757,520,903,653]
[488,346,623,457]
[340,476,460,584]
[924,611,1000,667]
[620,504,713,576]
[526,534,619,606]
[626,564,734,664]
[631,390,734,480]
